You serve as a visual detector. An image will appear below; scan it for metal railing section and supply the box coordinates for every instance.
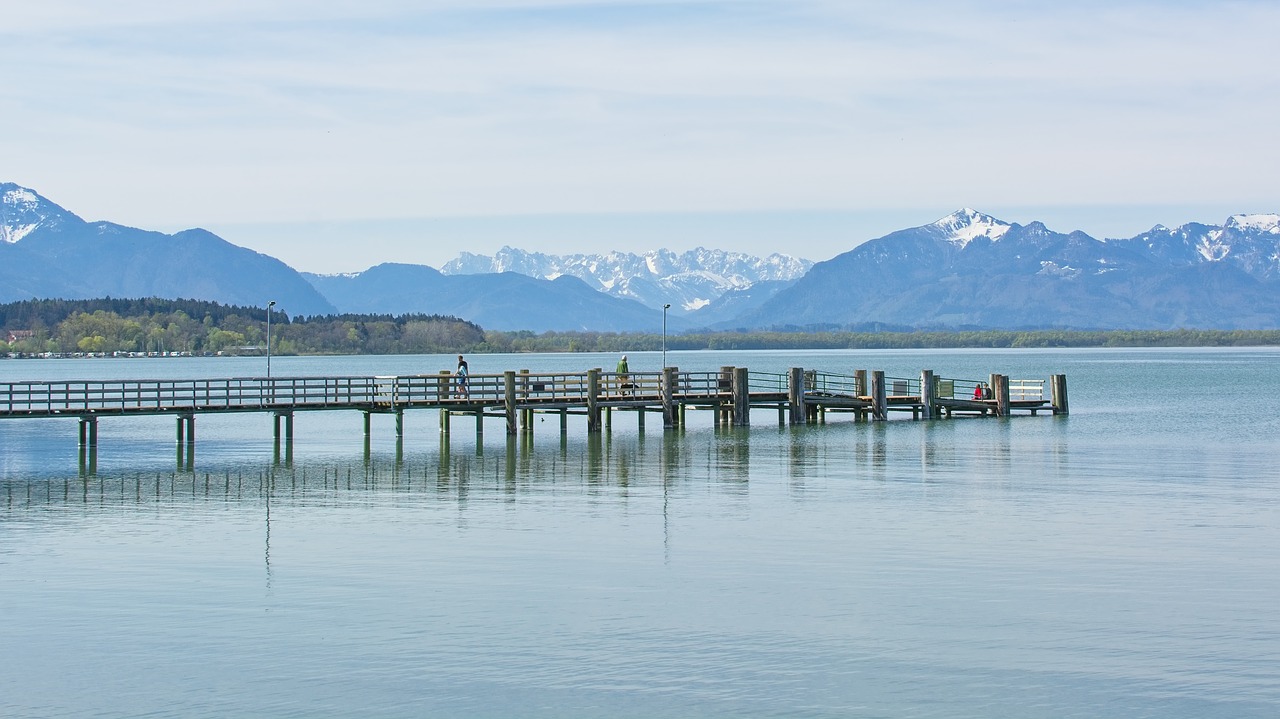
[805,372,862,397]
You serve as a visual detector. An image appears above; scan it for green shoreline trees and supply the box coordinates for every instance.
[3,298,1280,357]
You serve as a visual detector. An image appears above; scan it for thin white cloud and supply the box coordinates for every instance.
[3,0,1278,265]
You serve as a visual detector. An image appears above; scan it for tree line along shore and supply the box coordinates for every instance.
[3,298,1279,359]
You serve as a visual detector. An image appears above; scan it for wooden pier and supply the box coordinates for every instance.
[1,366,1067,470]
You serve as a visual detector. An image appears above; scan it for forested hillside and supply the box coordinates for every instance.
[1,298,485,356]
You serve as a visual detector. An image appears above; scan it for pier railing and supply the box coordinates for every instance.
[1009,379,1044,402]
[748,371,789,394]
[804,372,863,397]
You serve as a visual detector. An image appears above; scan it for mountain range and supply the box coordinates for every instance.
[440,247,811,314]
[5,182,1280,331]
[735,208,1280,330]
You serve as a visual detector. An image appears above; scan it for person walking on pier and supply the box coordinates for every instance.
[616,354,632,396]
[456,355,470,398]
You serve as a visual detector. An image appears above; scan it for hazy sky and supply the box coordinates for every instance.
[4,1,1277,273]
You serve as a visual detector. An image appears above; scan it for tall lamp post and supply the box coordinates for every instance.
[662,303,671,369]
[266,300,276,378]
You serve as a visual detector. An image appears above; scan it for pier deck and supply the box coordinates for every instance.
[2,367,1066,464]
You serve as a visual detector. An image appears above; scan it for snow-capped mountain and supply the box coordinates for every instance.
[735,209,1280,330]
[440,247,812,314]
[1,183,77,243]
[1123,214,1280,279]
[0,182,335,315]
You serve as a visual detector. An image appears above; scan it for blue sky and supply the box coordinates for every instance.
[4,1,1277,272]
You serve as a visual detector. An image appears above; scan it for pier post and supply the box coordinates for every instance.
[504,371,517,436]
[437,370,451,401]
[395,410,404,438]
[732,366,750,426]
[662,367,677,428]
[921,370,935,420]
[855,369,868,397]
[1051,374,1070,415]
[871,370,887,421]
[995,374,1010,417]
[719,366,734,395]
[362,411,371,436]
[439,408,450,434]
[587,368,601,433]
[788,367,805,425]
[520,370,532,432]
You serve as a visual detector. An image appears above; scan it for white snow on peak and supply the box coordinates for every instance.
[931,208,1012,248]
[3,187,38,206]
[2,186,44,243]
[1226,213,1280,234]
[1198,229,1230,262]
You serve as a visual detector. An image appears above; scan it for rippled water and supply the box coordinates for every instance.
[2,349,1278,717]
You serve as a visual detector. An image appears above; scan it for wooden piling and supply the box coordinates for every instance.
[1051,374,1070,415]
[788,367,805,425]
[921,369,935,420]
[871,370,887,421]
[504,371,517,435]
[662,367,677,428]
[995,374,1010,417]
[732,366,750,426]
[587,368,601,433]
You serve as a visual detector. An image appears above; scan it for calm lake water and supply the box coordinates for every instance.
[1,348,1277,718]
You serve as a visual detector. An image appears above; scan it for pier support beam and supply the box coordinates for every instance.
[78,416,98,477]
[855,369,868,398]
[78,416,98,447]
[1051,374,1070,415]
[273,411,294,465]
[176,414,195,446]
[871,370,887,421]
[732,366,750,426]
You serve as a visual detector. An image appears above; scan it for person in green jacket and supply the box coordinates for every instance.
[616,354,632,396]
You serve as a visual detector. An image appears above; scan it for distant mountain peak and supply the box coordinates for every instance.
[2,182,78,243]
[929,208,1012,247]
[1226,213,1280,234]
